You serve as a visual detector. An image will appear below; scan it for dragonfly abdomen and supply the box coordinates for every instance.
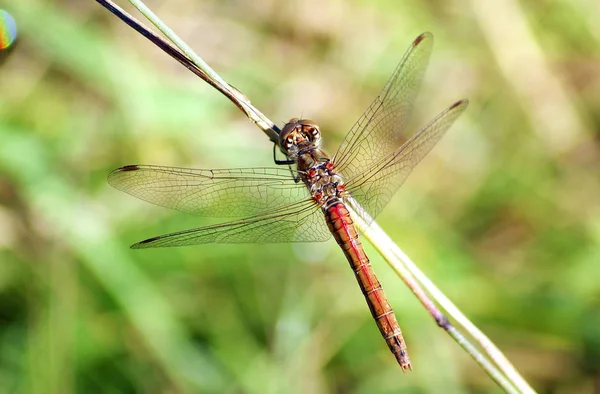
[324,202,411,371]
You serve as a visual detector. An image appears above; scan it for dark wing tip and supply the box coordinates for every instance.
[131,236,160,249]
[107,164,141,186]
[449,99,469,110]
[413,32,433,47]
[118,164,141,172]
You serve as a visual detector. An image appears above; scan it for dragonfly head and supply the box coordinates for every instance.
[279,118,322,157]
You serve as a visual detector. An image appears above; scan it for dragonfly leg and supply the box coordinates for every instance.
[273,142,295,165]
[288,163,301,183]
[272,143,299,181]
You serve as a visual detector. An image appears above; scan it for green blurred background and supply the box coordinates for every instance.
[1,0,599,393]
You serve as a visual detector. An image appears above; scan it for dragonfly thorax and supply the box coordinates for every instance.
[279,118,322,158]
[305,161,346,207]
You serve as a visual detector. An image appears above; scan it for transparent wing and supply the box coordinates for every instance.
[131,199,330,248]
[333,32,433,180]
[345,100,468,220]
[108,165,308,218]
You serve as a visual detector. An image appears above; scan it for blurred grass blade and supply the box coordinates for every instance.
[0,129,226,392]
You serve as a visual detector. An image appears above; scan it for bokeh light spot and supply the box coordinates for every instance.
[0,10,17,50]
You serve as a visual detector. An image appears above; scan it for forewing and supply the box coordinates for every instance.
[345,99,469,220]
[333,32,433,179]
[131,199,330,248]
[108,165,308,218]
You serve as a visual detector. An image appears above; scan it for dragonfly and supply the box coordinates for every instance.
[100,2,467,371]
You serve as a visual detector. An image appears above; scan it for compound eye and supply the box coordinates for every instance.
[307,126,320,142]
[279,119,302,153]
[300,122,320,140]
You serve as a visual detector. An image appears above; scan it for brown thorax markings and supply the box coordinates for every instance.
[279,118,347,209]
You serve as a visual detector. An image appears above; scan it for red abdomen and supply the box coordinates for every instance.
[324,202,411,370]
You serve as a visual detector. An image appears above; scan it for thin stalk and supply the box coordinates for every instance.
[95,0,280,143]
[384,225,536,394]
[347,200,525,394]
[126,0,279,140]
[96,1,536,392]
